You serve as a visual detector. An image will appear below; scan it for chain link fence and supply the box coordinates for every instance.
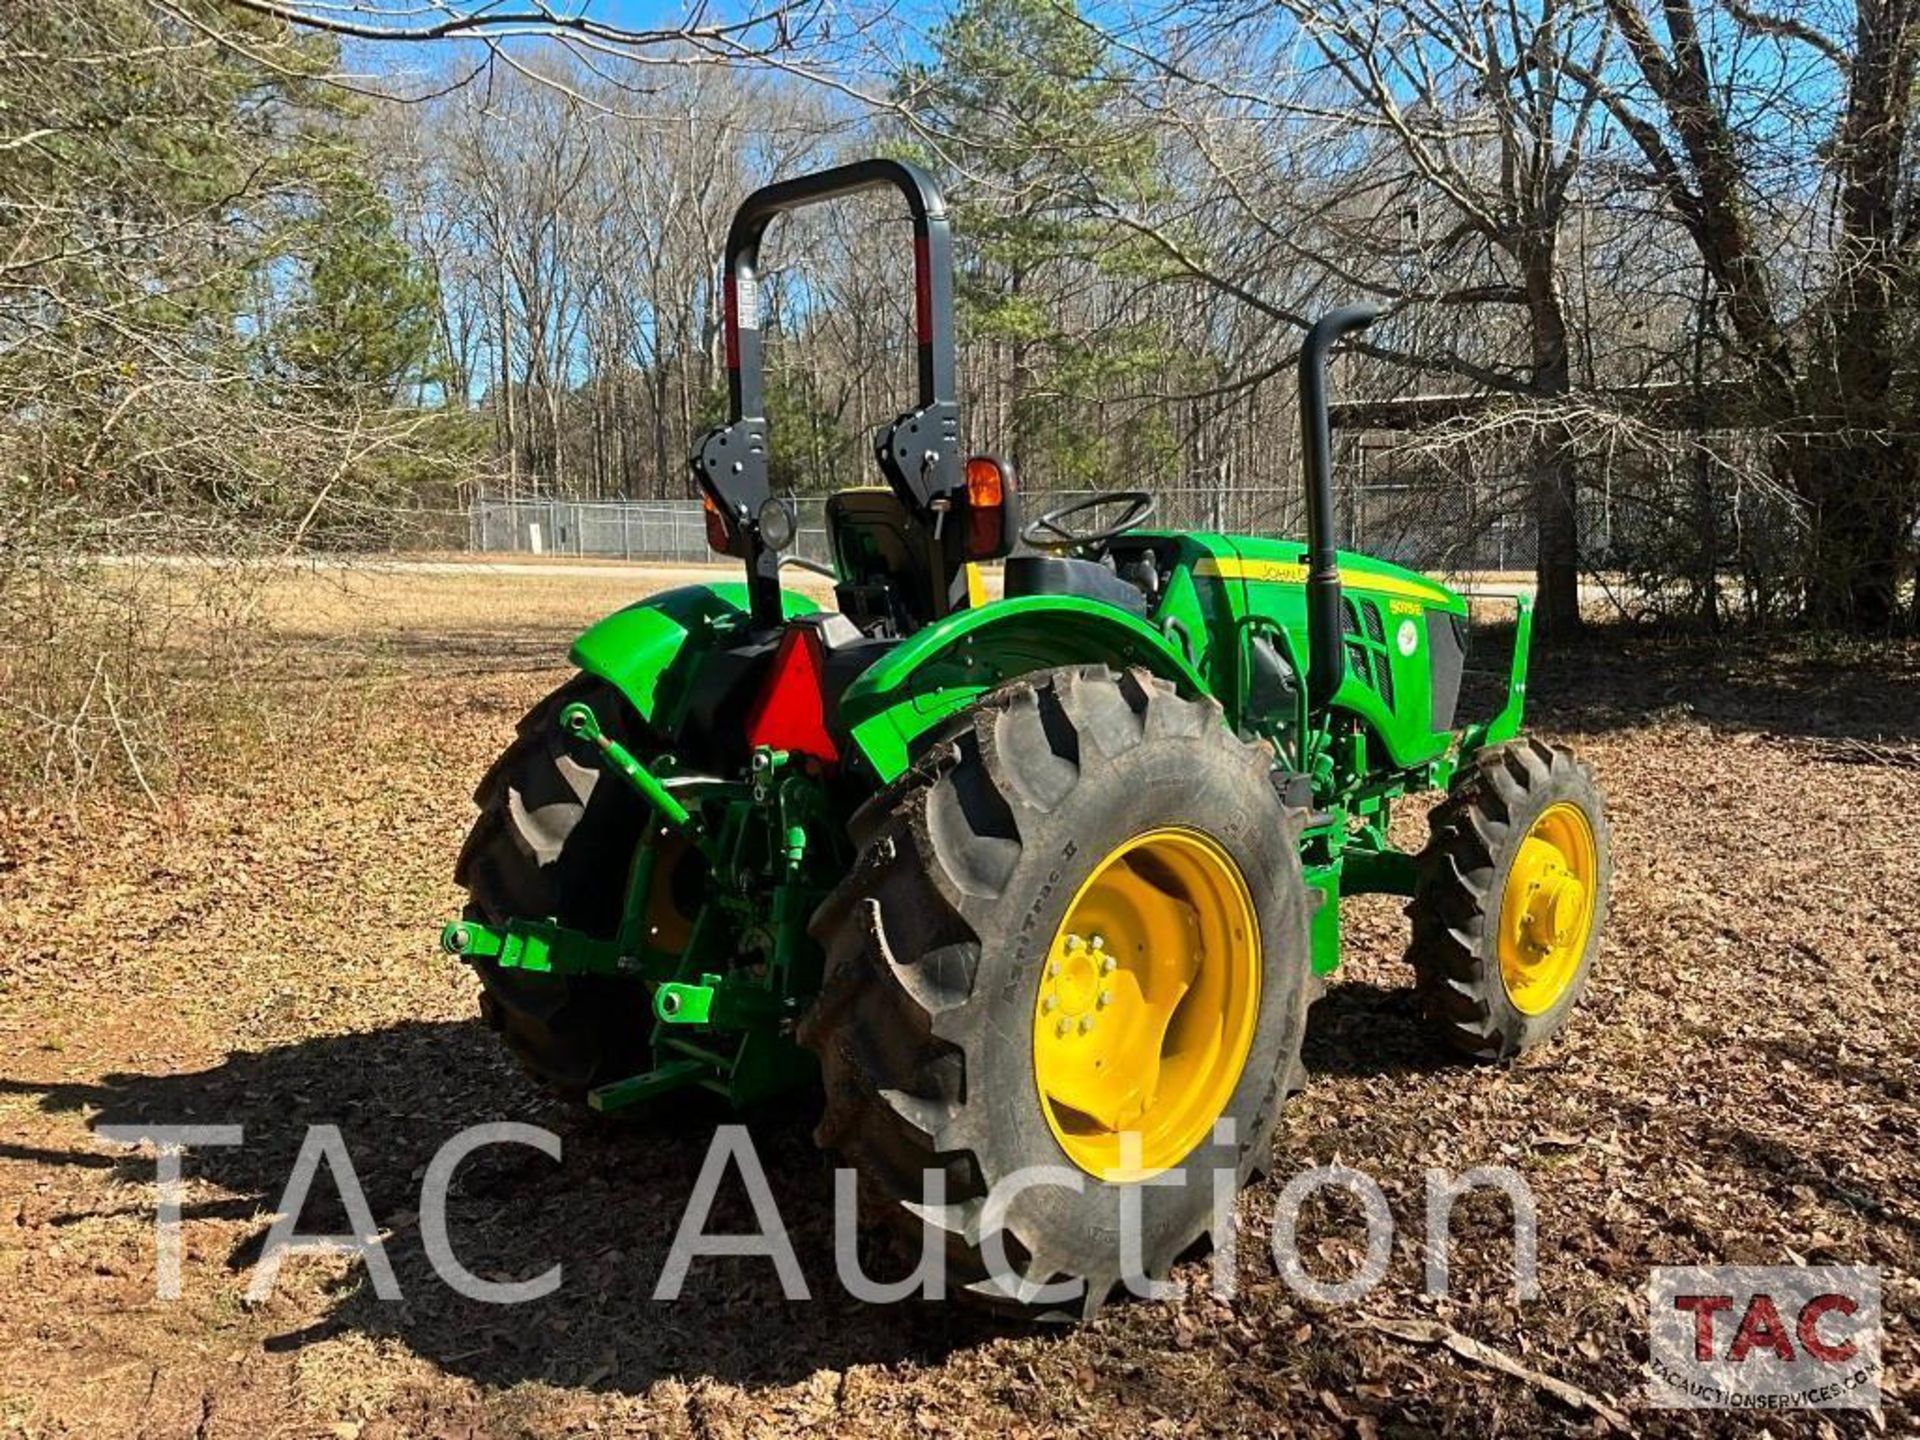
[468,475,1611,576]
[468,449,1620,579]
[469,495,835,566]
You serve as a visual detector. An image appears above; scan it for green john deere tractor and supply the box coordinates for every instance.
[442,158,1611,1316]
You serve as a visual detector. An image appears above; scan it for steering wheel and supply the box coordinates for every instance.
[1020,491,1158,555]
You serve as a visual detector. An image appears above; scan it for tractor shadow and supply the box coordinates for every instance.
[1,1020,998,1394]
[0,986,1467,1397]
[1301,978,1453,1081]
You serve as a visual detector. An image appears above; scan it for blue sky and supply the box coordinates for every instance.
[346,0,941,81]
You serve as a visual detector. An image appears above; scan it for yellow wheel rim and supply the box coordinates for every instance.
[627,834,696,953]
[1032,827,1261,1181]
[1498,802,1598,1016]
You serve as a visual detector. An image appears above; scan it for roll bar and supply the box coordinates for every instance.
[1298,304,1383,714]
[691,158,962,626]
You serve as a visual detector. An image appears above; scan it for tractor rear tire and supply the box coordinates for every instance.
[454,675,659,1100]
[1407,738,1610,1060]
[800,665,1315,1319]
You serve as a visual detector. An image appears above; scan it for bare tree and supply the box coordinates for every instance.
[2,0,467,796]
[1597,0,1920,628]
[1277,0,1614,631]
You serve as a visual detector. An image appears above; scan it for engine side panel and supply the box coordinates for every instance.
[1196,536,1468,771]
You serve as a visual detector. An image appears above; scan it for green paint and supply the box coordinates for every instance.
[1341,846,1420,897]
[656,971,793,1029]
[1461,592,1534,755]
[655,976,719,1024]
[840,592,1208,779]
[1178,534,1465,770]
[559,701,694,831]
[1303,864,1342,975]
[448,506,1540,1118]
[440,917,625,977]
[587,1059,707,1114]
[570,582,818,728]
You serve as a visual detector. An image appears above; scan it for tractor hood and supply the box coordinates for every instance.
[1190,534,1474,769]
[1198,536,1468,616]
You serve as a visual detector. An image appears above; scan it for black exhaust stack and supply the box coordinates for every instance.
[1298,305,1383,714]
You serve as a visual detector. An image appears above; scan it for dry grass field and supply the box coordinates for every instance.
[0,561,1915,1438]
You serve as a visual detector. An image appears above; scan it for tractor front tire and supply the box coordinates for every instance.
[454,675,657,1100]
[801,666,1315,1319]
[1408,738,1611,1060]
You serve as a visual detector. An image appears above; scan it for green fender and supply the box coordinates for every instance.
[568,583,818,729]
[838,594,1211,781]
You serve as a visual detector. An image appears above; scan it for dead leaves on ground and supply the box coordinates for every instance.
[0,592,1915,1438]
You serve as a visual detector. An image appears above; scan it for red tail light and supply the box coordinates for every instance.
[965,454,1005,508]
[964,455,1015,559]
[702,491,735,555]
[745,625,839,765]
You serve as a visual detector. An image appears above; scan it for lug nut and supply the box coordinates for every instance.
[1056,1018,1071,1038]
[1096,990,1112,1009]
[1066,934,1085,952]
[1090,935,1105,952]
[1043,995,1059,1014]
[1100,956,1117,974]
[1079,1015,1096,1034]
[1047,960,1060,978]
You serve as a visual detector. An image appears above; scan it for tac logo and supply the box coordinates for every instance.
[1648,1266,1881,1410]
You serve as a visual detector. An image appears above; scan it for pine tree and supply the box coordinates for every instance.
[899,0,1172,485]
[280,170,440,404]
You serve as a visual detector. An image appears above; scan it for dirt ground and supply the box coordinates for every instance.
[1,562,1915,1438]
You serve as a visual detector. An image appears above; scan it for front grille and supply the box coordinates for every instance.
[1346,639,1373,689]
[1339,595,1396,708]
[1365,601,1394,707]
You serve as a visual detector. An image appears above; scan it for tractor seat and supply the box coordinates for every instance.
[1003,554,1150,616]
